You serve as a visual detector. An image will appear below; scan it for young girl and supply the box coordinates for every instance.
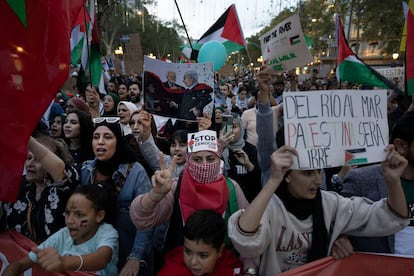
[3,184,119,276]
[63,109,94,173]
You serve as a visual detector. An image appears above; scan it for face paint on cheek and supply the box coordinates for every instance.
[80,220,88,227]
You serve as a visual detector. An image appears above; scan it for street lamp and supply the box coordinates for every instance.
[392,53,399,60]
[114,46,125,75]
[114,46,123,56]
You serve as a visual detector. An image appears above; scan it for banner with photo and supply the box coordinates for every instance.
[283,89,388,169]
[259,14,313,71]
[143,56,214,121]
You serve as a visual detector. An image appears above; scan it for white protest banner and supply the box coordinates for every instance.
[260,14,313,71]
[283,90,389,169]
[375,67,405,87]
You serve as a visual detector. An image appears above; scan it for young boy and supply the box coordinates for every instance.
[157,209,242,276]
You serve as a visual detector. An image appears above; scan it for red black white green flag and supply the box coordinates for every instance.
[0,0,85,202]
[336,14,403,94]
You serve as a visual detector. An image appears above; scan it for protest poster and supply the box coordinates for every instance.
[283,90,389,169]
[375,67,405,89]
[259,14,313,71]
[143,56,214,121]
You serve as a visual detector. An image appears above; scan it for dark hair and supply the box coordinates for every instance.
[274,80,285,86]
[184,209,226,251]
[65,109,94,162]
[93,120,137,164]
[170,129,188,147]
[391,110,414,144]
[72,183,117,224]
[128,81,142,91]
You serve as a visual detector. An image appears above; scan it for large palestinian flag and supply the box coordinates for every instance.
[183,4,246,59]
[336,14,402,93]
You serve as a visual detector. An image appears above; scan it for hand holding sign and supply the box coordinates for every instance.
[269,145,297,190]
[196,112,212,131]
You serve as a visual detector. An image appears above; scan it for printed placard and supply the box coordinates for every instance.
[259,14,313,71]
[143,56,214,121]
[283,90,389,169]
[187,130,218,153]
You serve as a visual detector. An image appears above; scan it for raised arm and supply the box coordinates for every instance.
[129,153,177,229]
[382,144,409,217]
[28,136,65,181]
[238,145,296,233]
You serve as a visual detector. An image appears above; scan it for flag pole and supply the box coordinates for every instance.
[174,0,194,52]
[84,1,92,84]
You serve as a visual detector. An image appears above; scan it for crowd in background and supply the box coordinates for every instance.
[1,64,413,276]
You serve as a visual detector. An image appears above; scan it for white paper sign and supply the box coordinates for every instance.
[187,130,218,153]
[283,90,389,169]
[259,14,313,71]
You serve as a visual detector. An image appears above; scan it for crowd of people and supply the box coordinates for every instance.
[1,64,413,276]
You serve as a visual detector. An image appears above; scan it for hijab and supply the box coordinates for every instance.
[103,93,120,116]
[94,120,137,176]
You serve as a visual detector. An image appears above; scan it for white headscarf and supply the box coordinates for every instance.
[117,101,138,135]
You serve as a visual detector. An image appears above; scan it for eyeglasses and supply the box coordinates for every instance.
[93,117,120,125]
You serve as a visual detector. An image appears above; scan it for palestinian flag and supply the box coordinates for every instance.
[185,4,245,59]
[71,0,105,94]
[336,15,403,93]
[0,0,84,201]
[70,4,90,66]
[404,2,414,95]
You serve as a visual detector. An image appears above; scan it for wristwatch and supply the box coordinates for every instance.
[244,267,257,275]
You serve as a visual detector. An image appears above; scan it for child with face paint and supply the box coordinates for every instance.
[3,184,119,276]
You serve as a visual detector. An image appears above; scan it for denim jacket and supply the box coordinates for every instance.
[80,160,153,268]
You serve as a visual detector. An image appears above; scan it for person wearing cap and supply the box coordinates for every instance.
[129,129,257,274]
[80,117,153,276]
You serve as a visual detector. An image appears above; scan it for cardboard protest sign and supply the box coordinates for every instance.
[259,14,313,71]
[143,56,214,121]
[283,90,388,169]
